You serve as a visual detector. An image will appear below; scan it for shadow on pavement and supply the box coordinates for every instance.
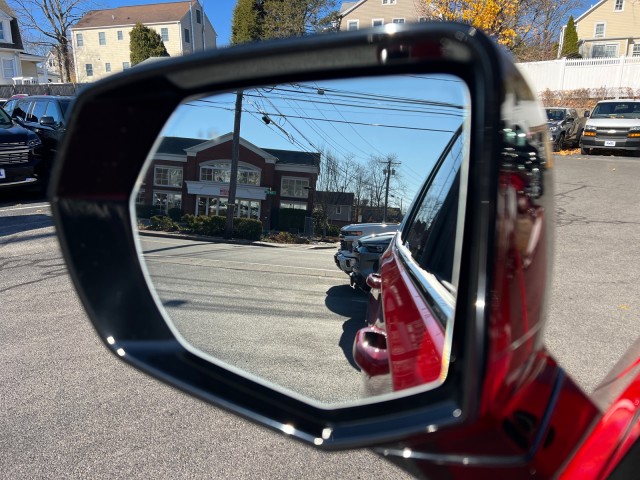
[325,284,368,371]
[0,214,53,237]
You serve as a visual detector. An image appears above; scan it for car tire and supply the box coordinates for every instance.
[574,130,583,147]
[581,146,590,155]
[553,133,564,152]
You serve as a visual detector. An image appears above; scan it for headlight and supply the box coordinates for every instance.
[628,126,640,138]
[548,126,557,132]
[27,138,42,147]
[583,128,596,137]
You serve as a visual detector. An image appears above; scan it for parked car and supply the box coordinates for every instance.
[51,22,640,479]
[580,99,640,156]
[0,106,42,190]
[4,95,73,183]
[545,107,588,151]
[334,223,399,275]
[349,231,395,291]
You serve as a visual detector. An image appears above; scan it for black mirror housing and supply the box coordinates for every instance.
[50,23,548,449]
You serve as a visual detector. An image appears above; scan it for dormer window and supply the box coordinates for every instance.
[0,19,12,43]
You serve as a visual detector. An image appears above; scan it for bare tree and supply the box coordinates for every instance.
[9,0,93,82]
[513,0,585,61]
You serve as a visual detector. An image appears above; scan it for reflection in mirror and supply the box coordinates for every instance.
[133,75,470,406]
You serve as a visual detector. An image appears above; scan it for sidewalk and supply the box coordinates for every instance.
[138,229,338,250]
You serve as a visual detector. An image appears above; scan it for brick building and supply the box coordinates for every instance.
[138,134,320,230]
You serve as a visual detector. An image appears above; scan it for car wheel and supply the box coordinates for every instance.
[581,146,590,155]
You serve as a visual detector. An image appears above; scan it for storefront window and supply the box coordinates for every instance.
[154,191,182,213]
[196,196,260,219]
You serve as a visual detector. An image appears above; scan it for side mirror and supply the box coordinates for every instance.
[50,22,562,460]
[584,110,590,117]
[40,116,56,127]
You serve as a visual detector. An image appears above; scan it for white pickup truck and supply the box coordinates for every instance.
[333,223,399,275]
[580,99,640,157]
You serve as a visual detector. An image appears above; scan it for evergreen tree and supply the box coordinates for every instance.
[561,16,580,58]
[231,0,337,45]
[231,0,264,44]
[130,23,169,66]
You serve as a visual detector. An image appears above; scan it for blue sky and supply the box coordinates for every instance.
[161,74,469,206]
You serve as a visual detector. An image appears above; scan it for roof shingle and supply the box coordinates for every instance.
[72,1,197,29]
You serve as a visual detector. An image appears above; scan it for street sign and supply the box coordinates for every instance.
[265,190,277,195]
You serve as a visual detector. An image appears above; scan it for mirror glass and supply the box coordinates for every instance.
[133,74,470,405]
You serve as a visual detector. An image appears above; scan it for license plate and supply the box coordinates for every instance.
[605,141,616,147]
[0,168,5,179]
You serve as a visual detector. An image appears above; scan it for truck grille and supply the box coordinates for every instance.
[595,127,630,139]
[0,142,30,165]
[340,240,354,251]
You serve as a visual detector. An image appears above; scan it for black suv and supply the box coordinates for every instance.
[0,106,42,190]
[3,95,73,183]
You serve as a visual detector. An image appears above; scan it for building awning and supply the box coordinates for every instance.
[186,181,268,200]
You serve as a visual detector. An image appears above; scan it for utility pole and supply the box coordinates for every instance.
[382,156,400,223]
[225,90,243,239]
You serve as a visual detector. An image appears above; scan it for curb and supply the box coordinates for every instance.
[139,230,338,250]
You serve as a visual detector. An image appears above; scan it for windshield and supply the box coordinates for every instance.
[0,107,13,127]
[591,102,640,119]
[546,109,565,121]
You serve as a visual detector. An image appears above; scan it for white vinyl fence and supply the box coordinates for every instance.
[516,56,640,96]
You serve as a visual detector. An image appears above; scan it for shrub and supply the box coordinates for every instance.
[274,207,307,231]
[233,217,262,240]
[263,231,310,244]
[136,204,155,219]
[149,215,180,231]
[326,224,340,237]
[168,207,183,222]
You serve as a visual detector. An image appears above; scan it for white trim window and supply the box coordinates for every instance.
[614,0,624,11]
[594,23,605,38]
[0,22,4,41]
[123,62,130,70]
[85,64,93,77]
[280,201,307,210]
[153,191,182,214]
[335,206,342,215]
[372,18,384,27]
[382,0,397,4]
[76,33,84,47]
[200,162,260,185]
[161,28,169,42]
[281,177,309,198]
[154,166,183,187]
[135,189,145,204]
[633,44,640,57]
[392,18,405,24]
[347,20,359,31]
[117,31,123,40]
[105,63,111,72]
[98,32,106,45]
[2,58,15,79]
[592,43,618,58]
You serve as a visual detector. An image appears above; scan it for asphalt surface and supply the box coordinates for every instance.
[141,237,368,404]
[1,152,639,478]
